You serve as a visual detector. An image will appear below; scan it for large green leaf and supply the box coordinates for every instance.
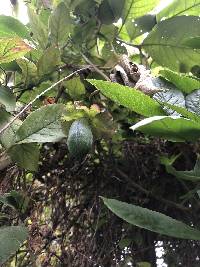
[0,226,28,264]
[157,0,200,21]
[37,46,61,77]
[49,2,71,46]
[182,36,200,49]
[122,0,159,21]
[159,69,200,94]
[0,86,16,112]
[88,80,165,117]
[15,104,66,143]
[9,143,40,171]
[28,7,48,49]
[0,15,30,38]
[130,116,200,142]
[0,37,32,64]
[143,16,200,72]
[125,14,157,41]
[102,197,200,240]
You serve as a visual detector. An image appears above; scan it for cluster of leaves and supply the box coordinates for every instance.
[1,0,200,265]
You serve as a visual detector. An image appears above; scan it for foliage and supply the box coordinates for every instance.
[1,0,200,266]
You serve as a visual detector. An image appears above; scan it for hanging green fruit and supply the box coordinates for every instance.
[67,118,93,158]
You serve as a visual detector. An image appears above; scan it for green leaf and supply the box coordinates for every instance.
[159,69,200,94]
[130,116,200,142]
[98,0,125,24]
[49,2,71,46]
[161,155,200,182]
[157,0,200,21]
[0,86,16,112]
[160,102,200,123]
[182,36,200,49]
[88,80,165,117]
[28,7,48,49]
[126,14,157,41]
[16,58,38,87]
[65,77,85,100]
[102,197,200,240]
[37,46,61,77]
[9,143,40,171]
[0,109,21,149]
[143,16,200,72]
[123,0,159,21]
[19,81,55,105]
[15,104,66,143]
[0,226,28,264]
[0,15,30,38]
[0,37,31,64]
[186,90,200,115]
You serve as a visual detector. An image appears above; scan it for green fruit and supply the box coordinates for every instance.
[67,118,93,158]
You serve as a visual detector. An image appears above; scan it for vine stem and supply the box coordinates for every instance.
[0,67,88,135]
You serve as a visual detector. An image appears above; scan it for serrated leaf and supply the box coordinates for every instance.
[15,104,66,143]
[9,143,40,171]
[0,226,28,264]
[157,0,200,21]
[88,80,165,117]
[37,46,61,77]
[130,116,200,142]
[185,89,200,115]
[153,89,185,115]
[0,37,31,64]
[65,77,85,100]
[28,7,48,49]
[0,15,30,38]
[143,16,200,72]
[0,86,16,112]
[49,2,71,46]
[159,69,200,94]
[102,197,200,240]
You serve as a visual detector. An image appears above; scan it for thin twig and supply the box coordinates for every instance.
[82,54,110,81]
[0,67,88,135]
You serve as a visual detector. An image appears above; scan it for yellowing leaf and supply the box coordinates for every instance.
[0,37,31,64]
